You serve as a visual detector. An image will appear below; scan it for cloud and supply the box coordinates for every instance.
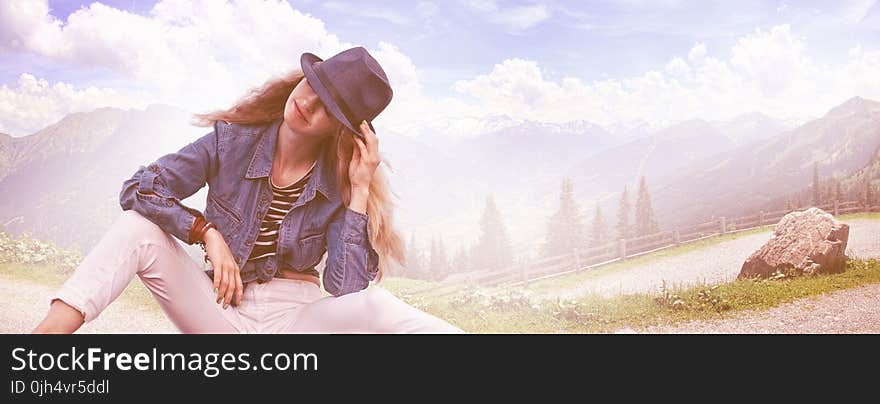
[460,1,551,32]
[0,73,144,135]
[0,0,346,106]
[688,42,707,63]
[0,0,422,135]
[664,57,690,76]
[459,0,498,13]
[491,4,551,31]
[322,1,413,25]
[3,2,880,139]
[0,0,65,54]
[451,24,880,127]
[729,25,806,95]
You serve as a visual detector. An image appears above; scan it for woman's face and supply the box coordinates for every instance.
[283,77,342,138]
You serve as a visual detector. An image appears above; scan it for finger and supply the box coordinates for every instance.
[360,121,379,157]
[216,265,228,304]
[223,271,235,308]
[234,269,244,307]
[360,120,378,142]
[359,121,375,145]
[353,134,367,157]
[357,138,377,166]
[353,138,369,165]
[351,139,361,161]
[359,120,373,136]
[211,256,220,295]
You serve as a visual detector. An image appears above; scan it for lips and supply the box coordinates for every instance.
[294,100,308,123]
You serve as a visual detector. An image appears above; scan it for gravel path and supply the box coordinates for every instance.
[533,218,880,301]
[640,283,880,333]
[0,277,177,334]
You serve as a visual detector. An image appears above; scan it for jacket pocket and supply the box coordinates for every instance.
[206,193,243,233]
[294,233,326,270]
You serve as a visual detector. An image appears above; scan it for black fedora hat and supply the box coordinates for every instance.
[300,46,393,139]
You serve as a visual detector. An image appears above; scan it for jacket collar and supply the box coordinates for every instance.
[244,118,340,204]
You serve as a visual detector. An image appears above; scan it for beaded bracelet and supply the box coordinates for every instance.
[198,222,216,266]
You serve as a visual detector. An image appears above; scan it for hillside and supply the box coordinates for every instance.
[0,105,206,252]
[649,97,880,229]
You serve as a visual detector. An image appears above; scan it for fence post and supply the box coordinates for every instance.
[720,217,727,234]
[618,239,627,261]
[673,229,680,245]
[834,200,839,216]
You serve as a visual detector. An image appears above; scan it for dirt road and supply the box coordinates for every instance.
[533,218,880,301]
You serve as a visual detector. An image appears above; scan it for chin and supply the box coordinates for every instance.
[282,113,302,131]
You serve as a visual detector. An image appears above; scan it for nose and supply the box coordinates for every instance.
[302,92,322,114]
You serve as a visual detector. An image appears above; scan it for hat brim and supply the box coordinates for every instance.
[300,52,374,139]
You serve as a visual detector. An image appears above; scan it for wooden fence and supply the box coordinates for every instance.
[407,200,878,296]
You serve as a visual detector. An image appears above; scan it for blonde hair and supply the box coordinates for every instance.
[193,69,405,282]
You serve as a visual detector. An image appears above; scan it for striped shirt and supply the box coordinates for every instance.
[247,160,317,262]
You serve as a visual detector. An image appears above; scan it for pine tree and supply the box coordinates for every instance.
[473,195,513,271]
[617,185,631,240]
[451,245,469,273]
[634,176,660,237]
[429,237,450,281]
[541,178,586,258]
[428,238,437,281]
[812,162,821,206]
[405,232,422,280]
[438,238,450,278]
[590,204,607,247]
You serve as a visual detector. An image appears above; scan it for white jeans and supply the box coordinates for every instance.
[51,209,465,334]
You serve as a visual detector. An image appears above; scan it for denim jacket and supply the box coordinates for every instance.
[119,118,379,297]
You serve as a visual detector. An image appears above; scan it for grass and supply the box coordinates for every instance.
[838,212,880,221]
[384,258,880,333]
[6,258,880,333]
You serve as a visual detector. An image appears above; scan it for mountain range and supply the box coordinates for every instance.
[0,105,207,254]
[648,97,880,229]
[2,98,876,265]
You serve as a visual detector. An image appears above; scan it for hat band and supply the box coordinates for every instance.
[313,63,360,131]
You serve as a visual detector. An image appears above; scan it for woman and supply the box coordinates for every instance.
[32,47,464,334]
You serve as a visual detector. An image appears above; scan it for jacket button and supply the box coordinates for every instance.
[165,200,173,207]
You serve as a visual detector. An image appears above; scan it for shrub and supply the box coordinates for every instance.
[0,231,82,273]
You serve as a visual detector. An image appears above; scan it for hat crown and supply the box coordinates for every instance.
[302,47,393,136]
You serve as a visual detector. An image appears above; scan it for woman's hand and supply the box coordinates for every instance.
[348,120,380,193]
[204,228,243,308]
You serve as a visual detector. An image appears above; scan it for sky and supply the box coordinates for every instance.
[1,0,879,136]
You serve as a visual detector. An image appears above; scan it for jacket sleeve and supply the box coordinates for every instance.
[119,124,220,245]
[322,206,380,297]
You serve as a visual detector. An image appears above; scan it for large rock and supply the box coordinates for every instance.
[739,207,849,278]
